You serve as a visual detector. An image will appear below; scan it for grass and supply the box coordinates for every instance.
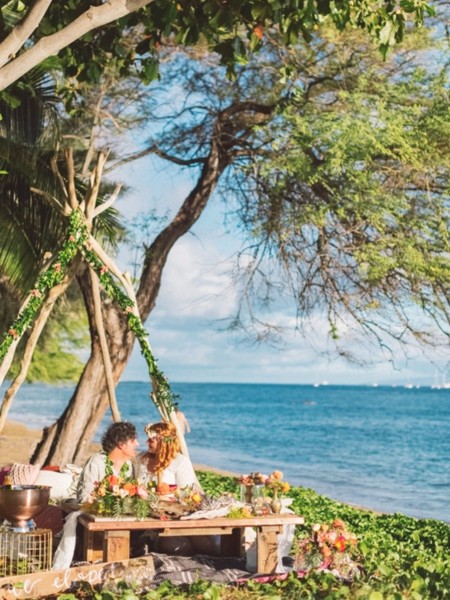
[56,471,450,599]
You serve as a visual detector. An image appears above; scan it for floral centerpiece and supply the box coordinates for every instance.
[264,470,291,513]
[293,519,361,579]
[83,474,157,518]
[237,472,268,504]
[238,472,267,486]
[264,470,291,497]
[176,484,204,508]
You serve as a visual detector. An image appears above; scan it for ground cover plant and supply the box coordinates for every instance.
[54,471,450,599]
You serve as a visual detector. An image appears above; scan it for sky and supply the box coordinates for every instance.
[111,155,448,389]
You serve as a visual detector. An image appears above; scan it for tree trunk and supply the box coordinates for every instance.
[31,101,272,466]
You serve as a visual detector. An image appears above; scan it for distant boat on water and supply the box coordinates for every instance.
[312,380,329,388]
[431,370,450,390]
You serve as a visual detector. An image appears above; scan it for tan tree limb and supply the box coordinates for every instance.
[85,151,109,223]
[65,148,79,211]
[50,156,69,210]
[0,268,77,432]
[0,0,53,69]
[81,87,106,178]
[0,261,52,390]
[89,266,121,423]
[92,183,122,219]
[0,336,22,394]
[0,0,154,90]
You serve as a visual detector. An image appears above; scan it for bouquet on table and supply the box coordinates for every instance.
[83,474,158,518]
[238,472,267,486]
[264,470,291,498]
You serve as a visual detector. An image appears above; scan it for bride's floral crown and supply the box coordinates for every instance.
[144,423,176,443]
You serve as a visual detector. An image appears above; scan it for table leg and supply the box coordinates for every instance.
[256,526,280,573]
[83,529,104,563]
[103,530,131,561]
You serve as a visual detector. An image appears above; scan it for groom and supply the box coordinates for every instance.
[77,421,139,503]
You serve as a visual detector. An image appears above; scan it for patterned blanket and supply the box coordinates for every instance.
[149,552,251,587]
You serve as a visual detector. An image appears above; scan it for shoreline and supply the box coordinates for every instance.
[0,420,378,517]
[0,420,434,521]
[0,420,238,478]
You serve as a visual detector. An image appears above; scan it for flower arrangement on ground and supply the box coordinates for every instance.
[293,519,361,579]
[83,474,157,518]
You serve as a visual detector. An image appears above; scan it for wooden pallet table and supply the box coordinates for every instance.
[79,512,305,574]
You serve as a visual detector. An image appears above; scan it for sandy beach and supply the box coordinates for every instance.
[0,421,43,465]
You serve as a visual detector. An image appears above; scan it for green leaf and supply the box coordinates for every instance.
[379,21,396,46]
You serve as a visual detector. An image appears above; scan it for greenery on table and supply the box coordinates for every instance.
[55,471,450,599]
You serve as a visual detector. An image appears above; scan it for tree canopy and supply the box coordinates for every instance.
[0,0,435,92]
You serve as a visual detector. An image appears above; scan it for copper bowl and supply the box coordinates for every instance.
[0,485,51,530]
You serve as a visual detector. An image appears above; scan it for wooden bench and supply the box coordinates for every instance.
[79,512,304,574]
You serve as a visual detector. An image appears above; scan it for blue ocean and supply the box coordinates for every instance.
[4,381,450,523]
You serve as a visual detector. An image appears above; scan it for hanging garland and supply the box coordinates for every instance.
[0,210,86,360]
[0,209,176,416]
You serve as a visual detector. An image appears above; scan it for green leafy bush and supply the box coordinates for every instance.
[55,472,450,599]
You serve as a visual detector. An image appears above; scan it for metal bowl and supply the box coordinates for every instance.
[0,485,51,530]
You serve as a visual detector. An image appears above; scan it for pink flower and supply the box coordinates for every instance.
[31,289,42,298]
[100,265,108,274]
[54,263,61,272]
[136,486,149,499]
[69,235,76,242]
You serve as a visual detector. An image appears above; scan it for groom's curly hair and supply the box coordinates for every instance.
[101,422,137,453]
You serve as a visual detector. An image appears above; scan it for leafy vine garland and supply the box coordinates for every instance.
[0,209,176,416]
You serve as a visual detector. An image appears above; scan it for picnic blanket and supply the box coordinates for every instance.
[148,552,251,587]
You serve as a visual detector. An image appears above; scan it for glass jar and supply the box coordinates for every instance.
[240,483,265,504]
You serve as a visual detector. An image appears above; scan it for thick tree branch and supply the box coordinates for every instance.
[0,0,153,90]
[0,0,53,69]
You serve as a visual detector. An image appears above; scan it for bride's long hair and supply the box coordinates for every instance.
[142,421,180,473]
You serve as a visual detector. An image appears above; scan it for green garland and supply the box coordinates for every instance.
[0,209,176,415]
[0,210,86,359]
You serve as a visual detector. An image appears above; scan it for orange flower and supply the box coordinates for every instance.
[334,535,346,552]
[272,470,283,480]
[107,475,119,487]
[253,24,264,39]
[332,518,346,530]
[122,482,137,496]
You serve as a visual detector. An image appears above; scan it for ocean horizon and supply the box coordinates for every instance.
[3,380,450,524]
